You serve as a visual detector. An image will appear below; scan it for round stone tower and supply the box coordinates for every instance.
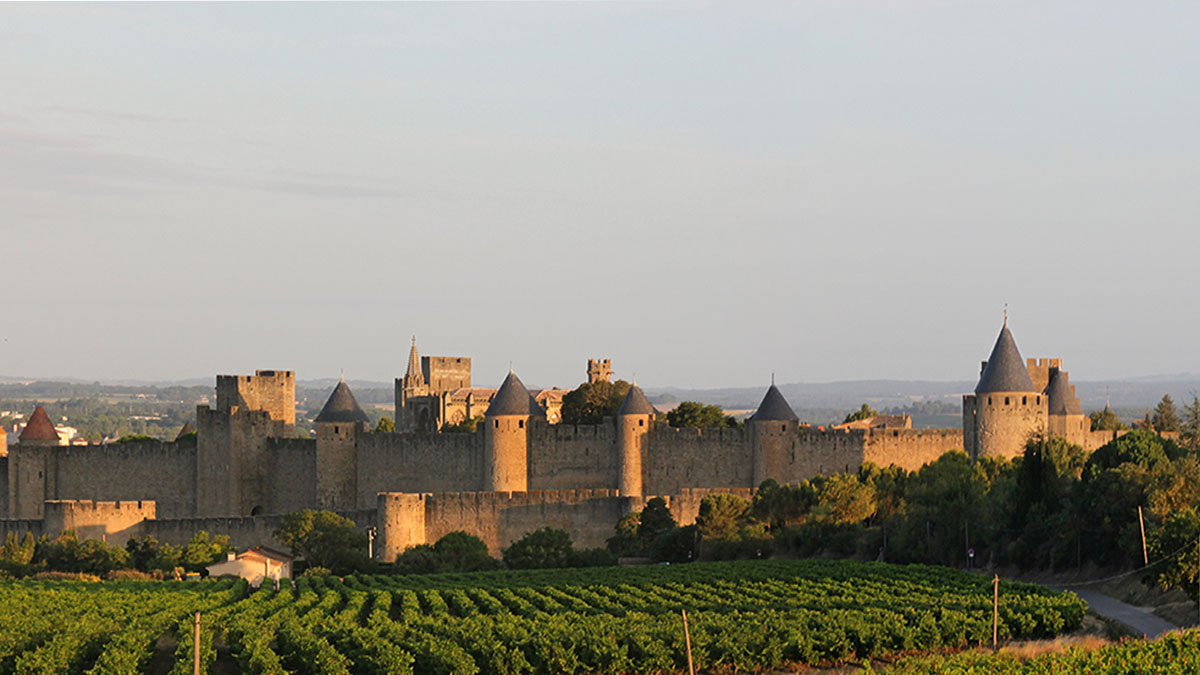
[483,370,536,492]
[964,318,1047,460]
[749,383,799,486]
[314,378,371,510]
[616,384,655,497]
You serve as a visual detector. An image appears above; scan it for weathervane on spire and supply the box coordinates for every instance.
[1003,303,1008,326]
[340,369,345,382]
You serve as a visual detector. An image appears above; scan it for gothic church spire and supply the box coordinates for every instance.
[404,336,425,389]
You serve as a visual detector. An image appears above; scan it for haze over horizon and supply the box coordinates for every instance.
[4,3,1198,389]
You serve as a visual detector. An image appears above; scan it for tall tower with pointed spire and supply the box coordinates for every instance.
[616,383,655,497]
[748,382,799,486]
[395,337,429,433]
[962,317,1048,459]
[314,378,371,510]
[483,370,536,492]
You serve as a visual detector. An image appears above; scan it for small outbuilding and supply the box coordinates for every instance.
[205,546,294,587]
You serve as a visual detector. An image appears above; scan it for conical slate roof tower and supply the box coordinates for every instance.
[486,371,537,416]
[975,317,1036,394]
[1046,369,1083,415]
[315,380,371,424]
[618,384,656,416]
[750,384,798,422]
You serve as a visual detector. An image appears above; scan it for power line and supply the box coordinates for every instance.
[1056,541,1194,588]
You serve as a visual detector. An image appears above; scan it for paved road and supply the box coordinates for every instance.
[1060,587,1178,638]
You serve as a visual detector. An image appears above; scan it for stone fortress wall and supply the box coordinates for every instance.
[1,320,1131,562]
[376,487,758,558]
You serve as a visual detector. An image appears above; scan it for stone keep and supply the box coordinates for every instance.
[197,370,295,517]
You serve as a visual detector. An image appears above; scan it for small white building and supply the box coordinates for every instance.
[206,546,293,587]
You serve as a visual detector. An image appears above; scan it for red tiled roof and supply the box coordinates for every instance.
[20,406,60,442]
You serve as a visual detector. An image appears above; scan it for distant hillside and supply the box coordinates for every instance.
[645,376,1200,428]
[5,373,1199,430]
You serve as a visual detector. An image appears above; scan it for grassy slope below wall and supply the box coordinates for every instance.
[878,628,1200,674]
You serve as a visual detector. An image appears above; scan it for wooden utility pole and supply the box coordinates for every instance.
[992,575,999,652]
[681,610,695,675]
[1138,506,1148,565]
[193,611,201,675]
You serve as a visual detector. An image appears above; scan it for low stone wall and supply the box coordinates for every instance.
[376,486,761,562]
[144,508,376,551]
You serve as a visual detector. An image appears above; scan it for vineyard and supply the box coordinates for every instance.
[0,559,1086,674]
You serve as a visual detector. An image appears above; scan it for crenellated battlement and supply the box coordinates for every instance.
[215,370,295,425]
[544,423,616,442]
[42,499,156,546]
[1025,358,1063,394]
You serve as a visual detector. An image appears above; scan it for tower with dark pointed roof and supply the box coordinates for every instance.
[749,383,799,485]
[617,384,655,497]
[484,370,534,492]
[1045,367,1089,442]
[315,379,371,510]
[962,317,1048,460]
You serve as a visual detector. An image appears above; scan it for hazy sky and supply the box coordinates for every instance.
[2,2,1198,389]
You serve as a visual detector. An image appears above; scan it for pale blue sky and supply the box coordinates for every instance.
[2,2,1198,389]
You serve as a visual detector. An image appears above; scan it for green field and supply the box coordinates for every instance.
[0,560,1085,674]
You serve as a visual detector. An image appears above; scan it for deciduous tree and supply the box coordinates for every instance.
[560,380,632,425]
[666,401,731,428]
[275,510,370,574]
[843,403,879,424]
[697,493,751,539]
[1089,408,1126,431]
[502,527,574,569]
